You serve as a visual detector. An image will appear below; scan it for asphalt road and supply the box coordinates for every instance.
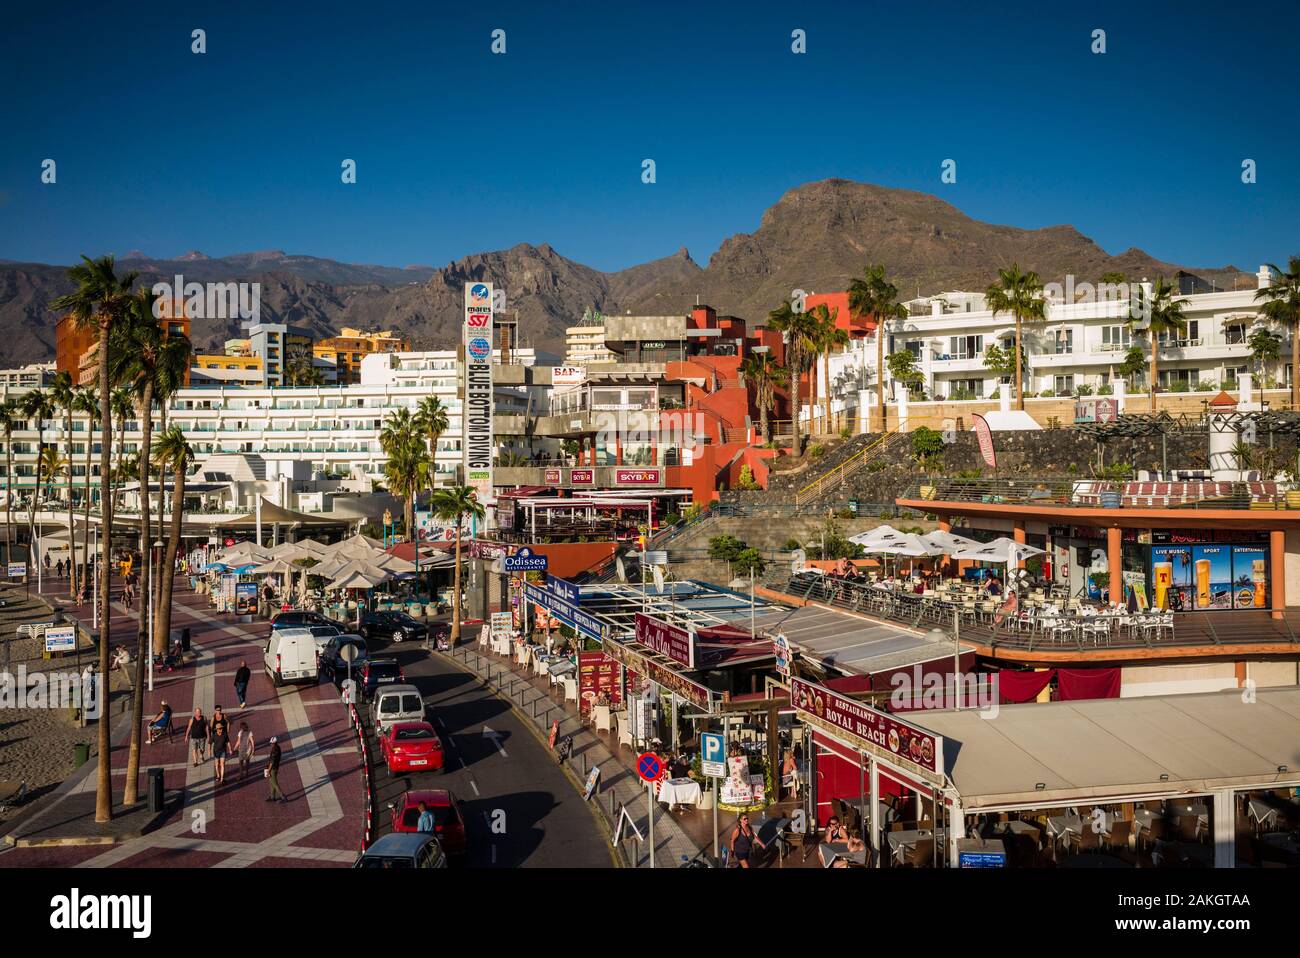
[352,638,616,868]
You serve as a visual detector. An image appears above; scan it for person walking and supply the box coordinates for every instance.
[265,736,285,802]
[728,813,765,869]
[185,707,209,767]
[234,722,255,780]
[209,706,231,785]
[233,660,251,709]
[416,801,435,833]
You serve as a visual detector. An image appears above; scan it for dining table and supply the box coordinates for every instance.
[1261,831,1300,856]
[819,842,869,868]
[887,828,946,863]
[1046,812,1084,843]
[657,777,702,809]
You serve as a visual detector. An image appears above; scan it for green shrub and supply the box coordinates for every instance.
[810,444,826,459]
[782,538,802,552]
[1074,384,1094,397]
[1170,380,1191,393]
[1039,388,1055,398]
[736,464,759,490]
[1096,384,1114,395]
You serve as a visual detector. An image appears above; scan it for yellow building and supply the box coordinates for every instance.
[312,328,409,384]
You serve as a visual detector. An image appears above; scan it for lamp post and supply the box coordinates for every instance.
[148,538,163,693]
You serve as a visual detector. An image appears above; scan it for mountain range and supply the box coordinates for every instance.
[0,179,1247,366]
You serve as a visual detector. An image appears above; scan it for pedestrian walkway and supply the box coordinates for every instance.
[445,642,705,867]
[0,575,366,868]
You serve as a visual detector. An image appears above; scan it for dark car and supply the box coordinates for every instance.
[271,609,348,632]
[356,656,404,701]
[353,831,447,868]
[319,635,369,683]
[360,610,428,645]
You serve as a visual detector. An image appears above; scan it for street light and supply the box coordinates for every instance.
[148,538,163,693]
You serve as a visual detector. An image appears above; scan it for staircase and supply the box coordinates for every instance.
[794,430,904,506]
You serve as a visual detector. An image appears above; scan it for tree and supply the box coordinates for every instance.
[1134,277,1187,412]
[847,264,909,432]
[708,533,745,578]
[733,547,766,578]
[982,342,1025,391]
[20,389,54,578]
[51,254,139,824]
[151,426,194,675]
[1247,326,1282,384]
[430,486,484,645]
[379,408,429,537]
[109,387,134,515]
[740,351,787,442]
[1116,346,1148,390]
[39,447,66,501]
[285,354,324,386]
[767,301,820,454]
[886,350,926,398]
[809,303,847,432]
[49,371,79,599]
[73,386,99,592]
[414,395,450,492]
[1256,257,1300,408]
[986,265,1047,409]
[910,426,945,472]
[0,398,18,566]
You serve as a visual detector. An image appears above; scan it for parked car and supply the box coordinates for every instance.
[306,624,342,651]
[356,657,404,701]
[319,635,368,682]
[353,831,447,868]
[264,628,319,687]
[370,684,426,736]
[388,788,467,859]
[270,609,348,631]
[360,610,429,645]
[379,721,444,776]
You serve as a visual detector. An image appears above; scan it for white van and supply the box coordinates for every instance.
[265,627,319,687]
[370,684,425,735]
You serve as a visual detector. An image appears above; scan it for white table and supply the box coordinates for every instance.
[1046,813,1084,843]
[657,777,702,808]
[887,828,946,863]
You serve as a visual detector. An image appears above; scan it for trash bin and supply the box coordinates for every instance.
[73,743,90,769]
[147,767,165,813]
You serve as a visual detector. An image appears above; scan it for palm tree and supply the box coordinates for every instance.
[1256,257,1300,409]
[49,371,78,599]
[285,355,324,386]
[39,447,66,502]
[0,398,18,566]
[414,396,450,492]
[985,265,1047,410]
[1134,277,1188,412]
[847,265,909,432]
[767,302,820,454]
[74,385,99,592]
[107,289,193,806]
[430,485,484,646]
[109,387,133,516]
[807,303,847,432]
[20,389,54,576]
[51,254,139,824]
[740,351,787,443]
[151,426,194,665]
[379,408,428,537]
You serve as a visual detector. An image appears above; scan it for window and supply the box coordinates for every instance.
[1223,324,1247,346]
[1053,374,1074,394]
[1157,320,1199,346]
[1223,364,1247,386]
[947,378,982,399]
[946,335,983,360]
[1052,329,1074,354]
[1158,369,1193,387]
[1101,326,1131,350]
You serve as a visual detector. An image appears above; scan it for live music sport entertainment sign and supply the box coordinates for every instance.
[790,676,945,778]
[462,282,494,516]
[634,612,695,668]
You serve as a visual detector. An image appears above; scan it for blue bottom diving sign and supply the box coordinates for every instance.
[503,547,548,573]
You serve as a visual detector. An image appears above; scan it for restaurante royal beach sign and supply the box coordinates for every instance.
[789,676,945,780]
[463,282,495,512]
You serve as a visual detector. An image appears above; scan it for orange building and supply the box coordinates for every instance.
[64,298,192,386]
[312,328,409,384]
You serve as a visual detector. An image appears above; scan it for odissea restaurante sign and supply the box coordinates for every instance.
[790,676,945,777]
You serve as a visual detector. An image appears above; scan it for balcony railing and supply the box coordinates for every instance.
[904,476,1298,511]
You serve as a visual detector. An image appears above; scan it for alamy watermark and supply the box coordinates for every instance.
[151,274,260,323]
[889,665,999,719]
[0,666,101,718]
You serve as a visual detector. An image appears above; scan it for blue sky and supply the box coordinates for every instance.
[1,0,1296,274]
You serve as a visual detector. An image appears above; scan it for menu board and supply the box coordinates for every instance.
[578,651,622,715]
[1230,546,1269,610]
[790,676,944,777]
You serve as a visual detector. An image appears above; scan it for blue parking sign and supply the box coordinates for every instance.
[701,732,726,777]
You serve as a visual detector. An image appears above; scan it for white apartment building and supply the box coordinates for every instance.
[564,325,617,365]
[0,349,536,501]
[817,266,1288,410]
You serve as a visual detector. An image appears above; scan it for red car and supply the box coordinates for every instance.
[389,788,467,858]
[379,721,444,775]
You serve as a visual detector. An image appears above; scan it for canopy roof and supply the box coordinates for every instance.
[920,687,1300,808]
